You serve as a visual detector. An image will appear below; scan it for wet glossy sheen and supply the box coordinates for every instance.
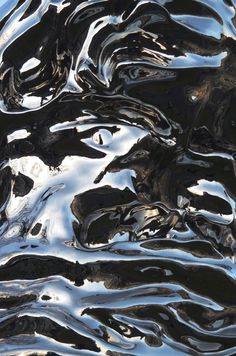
[0,0,236,355]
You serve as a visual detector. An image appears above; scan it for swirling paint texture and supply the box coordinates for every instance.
[0,0,236,354]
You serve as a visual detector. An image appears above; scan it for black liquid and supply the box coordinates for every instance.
[0,0,236,354]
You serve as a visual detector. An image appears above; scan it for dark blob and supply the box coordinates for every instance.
[13,173,34,197]
[72,186,137,218]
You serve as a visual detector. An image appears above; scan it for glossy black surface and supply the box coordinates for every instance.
[0,0,236,355]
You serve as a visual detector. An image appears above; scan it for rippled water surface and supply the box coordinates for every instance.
[0,0,236,354]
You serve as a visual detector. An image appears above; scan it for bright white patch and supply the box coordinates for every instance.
[22,95,42,109]
[7,129,30,143]
[20,57,40,73]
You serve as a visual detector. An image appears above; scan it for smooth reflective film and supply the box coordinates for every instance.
[0,0,236,355]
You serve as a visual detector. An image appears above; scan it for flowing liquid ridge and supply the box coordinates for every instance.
[0,0,236,355]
